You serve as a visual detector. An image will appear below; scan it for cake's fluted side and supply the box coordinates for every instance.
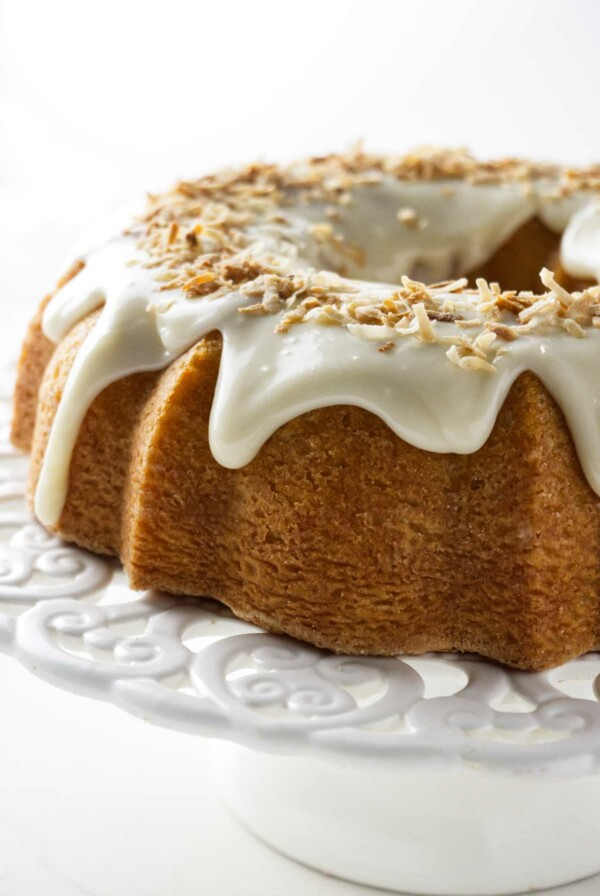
[11,295,55,453]
[15,307,161,556]
[13,301,600,669]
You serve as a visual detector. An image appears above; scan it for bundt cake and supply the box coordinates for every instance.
[12,147,600,670]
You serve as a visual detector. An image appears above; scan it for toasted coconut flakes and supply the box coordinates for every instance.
[397,207,419,228]
[239,303,267,316]
[559,317,586,338]
[518,296,558,323]
[401,275,427,292]
[446,345,462,368]
[378,340,395,353]
[474,331,497,353]
[427,310,464,322]
[166,221,179,245]
[310,222,334,242]
[566,289,600,321]
[427,279,455,290]
[312,270,346,289]
[274,311,305,332]
[446,344,497,374]
[488,322,517,341]
[455,318,483,329]
[413,302,436,342]
[183,271,216,291]
[443,278,469,293]
[308,304,346,325]
[476,277,492,304]
[540,267,574,306]
[354,304,385,324]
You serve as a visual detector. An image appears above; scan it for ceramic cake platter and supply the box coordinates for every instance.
[2,365,600,896]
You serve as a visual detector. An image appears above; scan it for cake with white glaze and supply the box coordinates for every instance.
[12,147,600,670]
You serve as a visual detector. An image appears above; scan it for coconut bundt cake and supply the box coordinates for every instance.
[12,147,600,670]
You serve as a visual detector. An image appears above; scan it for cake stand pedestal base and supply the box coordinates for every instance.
[213,743,600,895]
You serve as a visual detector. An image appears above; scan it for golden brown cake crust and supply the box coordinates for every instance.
[12,291,600,671]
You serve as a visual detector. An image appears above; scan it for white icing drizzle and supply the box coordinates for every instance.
[34,177,600,526]
[560,201,600,280]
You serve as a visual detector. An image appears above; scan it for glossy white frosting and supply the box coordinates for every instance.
[34,176,600,526]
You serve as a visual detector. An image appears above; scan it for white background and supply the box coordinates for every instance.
[2,0,600,342]
[1,1,600,893]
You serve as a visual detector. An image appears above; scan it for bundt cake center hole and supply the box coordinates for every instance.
[463,216,576,294]
[308,213,581,293]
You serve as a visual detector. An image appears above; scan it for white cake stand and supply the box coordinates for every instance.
[2,372,600,896]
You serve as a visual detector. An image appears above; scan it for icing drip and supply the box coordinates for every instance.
[561,202,600,281]
[34,175,600,526]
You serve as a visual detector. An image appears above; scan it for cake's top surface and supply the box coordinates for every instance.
[125,146,600,371]
[33,147,600,525]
